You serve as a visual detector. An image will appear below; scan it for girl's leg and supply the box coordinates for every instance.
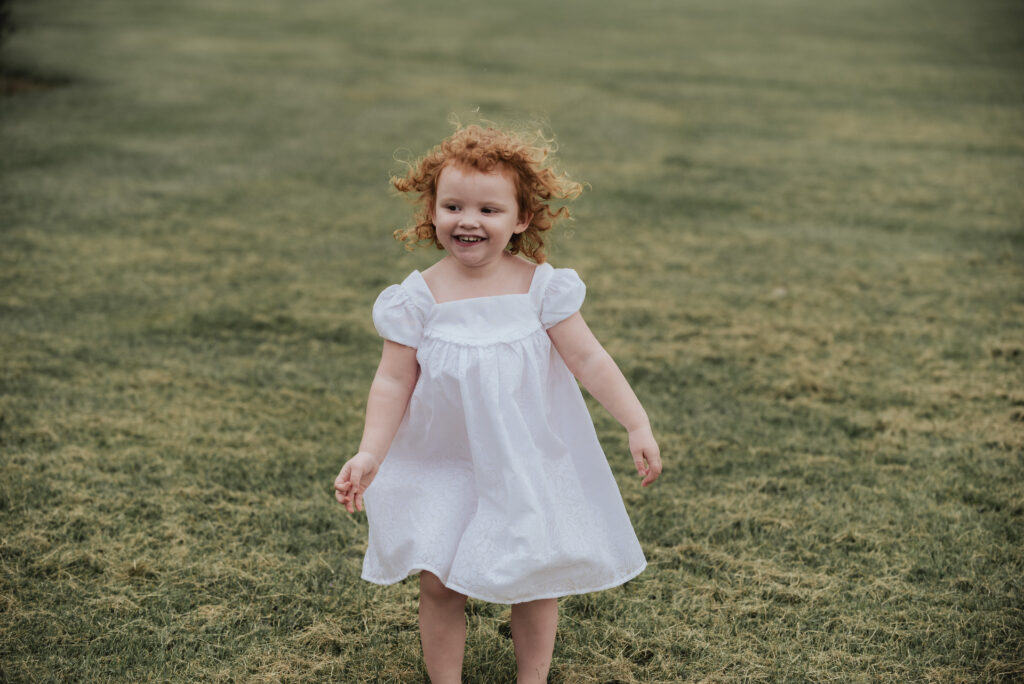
[510,598,558,684]
[418,571,468,684]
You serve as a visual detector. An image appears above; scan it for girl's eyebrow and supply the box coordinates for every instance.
[437,195,512,207]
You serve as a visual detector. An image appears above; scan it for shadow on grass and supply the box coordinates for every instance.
[0,64,73,96]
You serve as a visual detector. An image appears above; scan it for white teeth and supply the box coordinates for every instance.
[457,236,483,243]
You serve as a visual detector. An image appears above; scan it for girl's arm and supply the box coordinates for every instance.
[548,313,662,487]
[334,340,419,512]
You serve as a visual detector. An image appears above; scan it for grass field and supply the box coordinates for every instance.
[1,0,1022,681]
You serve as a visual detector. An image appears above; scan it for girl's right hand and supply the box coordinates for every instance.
[334,452,381,513]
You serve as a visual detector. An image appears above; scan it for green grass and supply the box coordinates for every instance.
[1,0,1022,681]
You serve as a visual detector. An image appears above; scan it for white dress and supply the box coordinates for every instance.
[361,262,647,604]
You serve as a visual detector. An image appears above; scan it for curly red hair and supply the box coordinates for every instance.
[391,125,583,263]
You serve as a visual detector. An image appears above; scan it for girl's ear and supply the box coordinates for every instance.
[514,211,533,234]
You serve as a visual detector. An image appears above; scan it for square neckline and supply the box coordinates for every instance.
[412,263,548,306]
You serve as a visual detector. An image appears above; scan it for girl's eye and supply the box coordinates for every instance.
[445,204,459,211]
[482,207,496,214]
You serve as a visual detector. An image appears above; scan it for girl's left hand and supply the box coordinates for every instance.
[628,425,662,487]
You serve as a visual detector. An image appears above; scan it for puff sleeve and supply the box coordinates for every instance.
[372,284,424,348]
[540,268,586,329]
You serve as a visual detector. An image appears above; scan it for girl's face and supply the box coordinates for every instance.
[431,164,531,271]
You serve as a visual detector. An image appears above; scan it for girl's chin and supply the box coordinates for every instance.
[448,242,495,258]
[447,248,505,267]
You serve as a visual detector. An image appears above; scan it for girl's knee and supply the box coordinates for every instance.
[419,571,467,604]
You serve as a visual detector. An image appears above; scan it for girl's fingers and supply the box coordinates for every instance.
[632,449,646,475]
[632,446,660,487]
[348,466,364,498]
[641,453,663,486]
[334,469,350,495]
[334,458,375,512]
[334,469,353,509]
[337,485,362,513]
[347,484,364,513]
[634,455,651,475]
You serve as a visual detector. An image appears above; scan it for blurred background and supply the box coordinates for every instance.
[1,0,1021,681]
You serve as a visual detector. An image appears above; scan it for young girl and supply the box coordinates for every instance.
[334,124,662,684]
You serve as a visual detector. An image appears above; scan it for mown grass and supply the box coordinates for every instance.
[1,0,1022,681]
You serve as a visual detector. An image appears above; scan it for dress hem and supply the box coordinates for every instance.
[360,560,647,605]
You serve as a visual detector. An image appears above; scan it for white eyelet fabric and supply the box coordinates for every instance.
[361,263,646,604]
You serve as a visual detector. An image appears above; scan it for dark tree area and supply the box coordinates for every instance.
[0,0,11,48]
[1,0,13,73]
[1,2,70,94]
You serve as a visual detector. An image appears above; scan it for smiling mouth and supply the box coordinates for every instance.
[455,236,485,243]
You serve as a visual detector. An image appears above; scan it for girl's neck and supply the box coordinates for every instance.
[423,253,537,303]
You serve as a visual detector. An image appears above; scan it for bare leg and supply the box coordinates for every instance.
[510,598,558,684]
[418,571,468,684]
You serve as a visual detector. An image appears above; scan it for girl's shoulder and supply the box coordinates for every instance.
[533,262,586,329]
[371,271,433,348]
[387,270,434,310]
[531,260,586,291]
